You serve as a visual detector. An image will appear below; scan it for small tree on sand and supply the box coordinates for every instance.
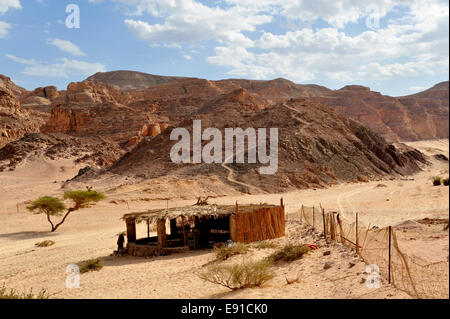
[27,190,105,232]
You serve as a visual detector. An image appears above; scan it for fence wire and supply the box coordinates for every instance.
[300,205,449,299]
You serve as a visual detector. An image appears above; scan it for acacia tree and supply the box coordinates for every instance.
[27,190,106,232]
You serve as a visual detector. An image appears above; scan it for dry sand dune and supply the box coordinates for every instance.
[0,140,447,298]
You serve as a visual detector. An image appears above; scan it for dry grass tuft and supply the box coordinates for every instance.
[35,240,55,247]
[198,260,274,290]
[267,244,311,263]
[79,258,103,273]
[214,242,249,261]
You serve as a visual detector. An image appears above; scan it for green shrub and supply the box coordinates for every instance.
[35,240,55,247]
[0,284,49,299]
[215,242,249,261]
[79,258,103,273]
[443,178,449,186]
[267,244,311,263]
[432,176,442,186]
[198,260,274,290]
[252,241,278,249]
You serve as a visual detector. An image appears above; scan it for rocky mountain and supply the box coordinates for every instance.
[86,70,190,90]
[83,71,448,142]
[74,98,426,194]
[309,83,449,142]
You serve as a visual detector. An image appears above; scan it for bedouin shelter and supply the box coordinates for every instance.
[122,200,285,257]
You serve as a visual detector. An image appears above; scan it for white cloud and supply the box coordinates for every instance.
[122,0,271,48]
[0,0,21,38]
[0,0,21,15]
[0,20,11,38]
[183,54,192,60]
[46,38,87,56]
[5,54,106,78]
[89,0,449,84]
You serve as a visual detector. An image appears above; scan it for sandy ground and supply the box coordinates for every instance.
[0,140,448,299]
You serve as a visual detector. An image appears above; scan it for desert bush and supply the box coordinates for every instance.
[35,240,55,247]
[0,284,49,299]
[267,244,311,263]
[443,178,449,186]
[252,241,278,249]
[79,258,103,273]
[215,242,249,261]
[432,176,442,186]
[198,260,274,290]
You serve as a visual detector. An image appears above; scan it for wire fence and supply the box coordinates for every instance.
[300,205,449,299]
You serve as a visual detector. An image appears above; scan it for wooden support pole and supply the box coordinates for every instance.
[235,201,239,213]
[312,206,315,230]
[147,220,150,238]
[322,208,326,240]
[388,225,392,284]
[157,219,167,248]
[181,217,187,247]
[355,213,359,254]
[280,197,284,207]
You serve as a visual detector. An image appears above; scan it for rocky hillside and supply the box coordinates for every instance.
[75,98,427,194]
[86,70,190,90]
[309,83,449,142]
[0,133,124,172]
[0,75,41,148]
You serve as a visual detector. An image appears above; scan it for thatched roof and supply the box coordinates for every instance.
[122,204,278,224]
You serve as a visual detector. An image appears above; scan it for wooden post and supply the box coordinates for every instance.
[322,208,326,240]
[126,218,136,243]
[157,219,167,248]
[388,226,392,284]
[312,206,315,230]
[355,213,359,254]
[235,201,239,213]
[300,205,304,224]
[147,220,150,238]
[181,217,187,247]
[280,197,284,207]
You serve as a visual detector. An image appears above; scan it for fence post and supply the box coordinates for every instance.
[312,206,315,230]
[388,226,392,284]
[322,208,326,240]
[355,213,359,254]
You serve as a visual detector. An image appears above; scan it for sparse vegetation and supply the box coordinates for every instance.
[252,241,278,249]
[267,244,311,263]
[215,242,249,261]
[443,178,449,186]
[0,284,50,299]
[35,240,55,247]
[432,176,442,186]
[27,188,106,232]
[79,258,103,273]
[198,260,274,290]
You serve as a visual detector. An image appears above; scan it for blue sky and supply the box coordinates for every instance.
[0,0,448,96]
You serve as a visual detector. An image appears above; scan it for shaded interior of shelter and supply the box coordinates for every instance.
[123,203,285,254]
[135,215,231,249]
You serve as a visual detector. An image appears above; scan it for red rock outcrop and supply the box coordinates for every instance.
[0,75,40,147]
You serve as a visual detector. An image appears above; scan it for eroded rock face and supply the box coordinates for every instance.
[310,83,449,142]
[0,75,40,148]
[100,98,427,193]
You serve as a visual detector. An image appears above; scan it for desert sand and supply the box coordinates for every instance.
[0,140,448,299]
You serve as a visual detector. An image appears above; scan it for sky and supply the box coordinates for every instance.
[0,0,448,96]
